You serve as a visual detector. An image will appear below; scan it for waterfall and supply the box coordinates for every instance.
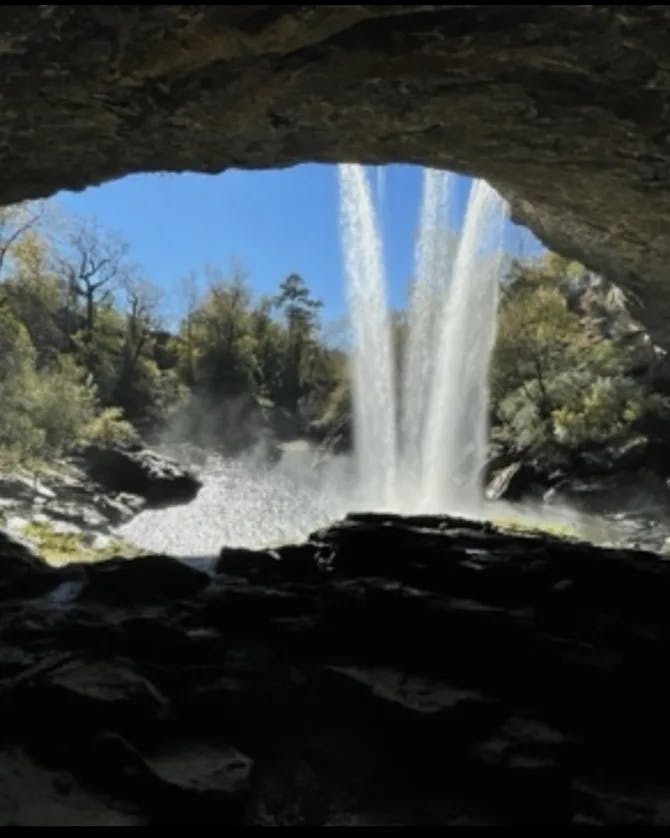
[338,166,506,514]
[420,178,506,512]
[338,163,398,507]
[400,168,455,495]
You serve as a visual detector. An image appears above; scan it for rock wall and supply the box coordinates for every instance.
[2,6,670,341]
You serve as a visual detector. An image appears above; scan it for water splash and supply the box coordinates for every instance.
[118,444,356,557]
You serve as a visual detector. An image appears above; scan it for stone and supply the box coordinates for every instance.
[0,530,46,585]
[144,739,252,800]
[1,514,670,824]
[73,444,201,508]
[0,746,146,826]
[2,8,670,344]
[43,501,109,531]
[82,554,210,603]
[327,666,494,718]
[485,461,541,502]
[36,659,172,736]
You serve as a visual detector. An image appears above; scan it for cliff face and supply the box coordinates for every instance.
[1,6,670,340]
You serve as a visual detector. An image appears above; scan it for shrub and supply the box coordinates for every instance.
[81,406,139,447]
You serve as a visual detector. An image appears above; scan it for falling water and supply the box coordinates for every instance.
[400,169,455,493]
[338,164,398,507]
[420,178,506,512]
[338,166,506,514]
[115,167,615,562]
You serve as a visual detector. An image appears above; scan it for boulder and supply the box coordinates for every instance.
[0,530,46,586]
[73,444,201,508]
[83,554,210,603]
[485,461,538,502]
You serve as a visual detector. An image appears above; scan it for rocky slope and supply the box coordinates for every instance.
[1,512,670,825]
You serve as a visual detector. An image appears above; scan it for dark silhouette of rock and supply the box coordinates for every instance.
[74,444,201,508]
[83,554,210,603]
[2,514,670,824]
[0,530,46,587]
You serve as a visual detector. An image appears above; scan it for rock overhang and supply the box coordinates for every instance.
[2,5,670,340]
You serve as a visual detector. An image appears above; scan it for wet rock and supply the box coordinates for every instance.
[485,460,546,501]
[74,444,201,508]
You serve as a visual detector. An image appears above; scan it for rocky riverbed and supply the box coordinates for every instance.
[1,512,670,825]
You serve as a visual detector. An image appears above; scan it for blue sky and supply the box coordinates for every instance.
[54,164,542,331]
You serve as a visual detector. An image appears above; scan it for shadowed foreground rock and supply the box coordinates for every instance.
[1,514,670,825]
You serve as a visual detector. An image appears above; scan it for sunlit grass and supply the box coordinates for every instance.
[20,520,144,566]
[491,514,580,540]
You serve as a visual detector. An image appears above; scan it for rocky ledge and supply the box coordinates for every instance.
[0,445,201,563]
[1,513,670,825]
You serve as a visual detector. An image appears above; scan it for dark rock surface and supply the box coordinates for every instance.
[2,7,670,344]
[2,513,670,825]
[73,444,201,508]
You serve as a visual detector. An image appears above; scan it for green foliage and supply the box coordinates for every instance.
[31,355,98,453]
[81,406,139,447]
[170,269,345,443]
[491,253,666,456]
[0,310,99,463]
[1,199,350,464]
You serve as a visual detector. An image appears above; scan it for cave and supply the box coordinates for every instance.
[2,4,670,827]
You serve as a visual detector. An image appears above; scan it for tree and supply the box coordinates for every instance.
[58,220,128,338]
[250,294,286,398]
[0,307,99,464]
[111,274,164,424]
[273,273,323,413]
[1,229,68,365]
[0,202,44,281]
[491,253,662,457]
[178,272,201,387]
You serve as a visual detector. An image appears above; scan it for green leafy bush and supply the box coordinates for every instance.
[81,406,139,447]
